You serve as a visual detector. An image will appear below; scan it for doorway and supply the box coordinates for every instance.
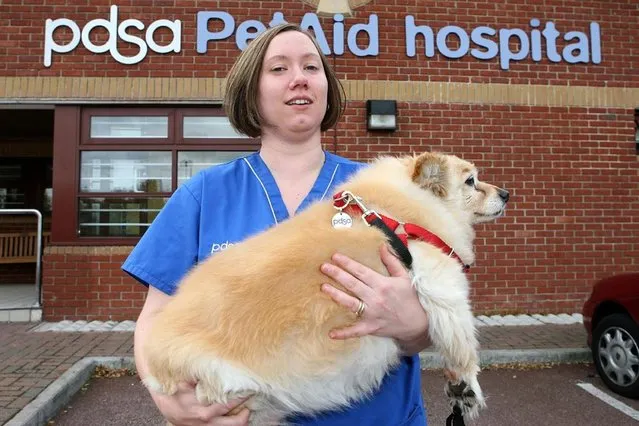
[0,108,53,320]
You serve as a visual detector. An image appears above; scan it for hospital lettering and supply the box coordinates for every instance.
[405,17,601,70]
[43,6,602,70]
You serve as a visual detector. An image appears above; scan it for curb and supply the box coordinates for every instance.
[28,314,585,332]
[5,357,135,426]
[6,350,591,425]
[419,348,591,369]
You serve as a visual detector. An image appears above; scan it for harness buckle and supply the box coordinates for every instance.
[348,194,380,225]
[333,190,382,226]
[333,191,353,211]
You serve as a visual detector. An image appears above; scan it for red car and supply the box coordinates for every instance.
[582,273,639,399]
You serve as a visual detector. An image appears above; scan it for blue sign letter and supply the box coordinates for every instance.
[197,11,234,53]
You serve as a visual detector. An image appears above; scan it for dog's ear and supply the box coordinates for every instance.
[411,152,448,198]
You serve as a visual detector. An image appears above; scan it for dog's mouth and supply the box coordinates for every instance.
[474,208,505,220]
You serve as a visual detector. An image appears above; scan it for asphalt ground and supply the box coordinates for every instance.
[0,323,590,425]
[46,372,163,426]
[47,363,639,426]
[423,363,639,425]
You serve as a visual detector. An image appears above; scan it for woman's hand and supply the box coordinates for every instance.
[150,382,250,426]
[320,244,431,354]
[134,287,251,426]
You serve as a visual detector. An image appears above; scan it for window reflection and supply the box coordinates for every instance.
[183,116,245,138]
[0,165,24,209]
[178,151,250,186]
[80,151,172,193]
[78,197,167,237]
[90,116,168,138]
[43,188,52,213]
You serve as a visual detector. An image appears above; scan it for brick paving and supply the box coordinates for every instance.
[0,323,588,425]
[0,324,134,425]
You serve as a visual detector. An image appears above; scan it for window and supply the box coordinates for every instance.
[90,116,169,138]
[52,107,258,244]
[78,151,171,237]
[0,165,24,209]
[177,151,248,187]
[182,117,244,139]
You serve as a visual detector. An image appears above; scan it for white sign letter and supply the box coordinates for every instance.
[44,18,80,67]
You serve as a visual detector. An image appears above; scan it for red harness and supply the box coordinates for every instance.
[333,191,469,272]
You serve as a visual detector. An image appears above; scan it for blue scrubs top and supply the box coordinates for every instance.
[122,151,427,426]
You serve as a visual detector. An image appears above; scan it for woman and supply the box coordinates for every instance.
[123,23,431,426]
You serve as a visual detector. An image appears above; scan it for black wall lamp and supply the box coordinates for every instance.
[366,100,397,131]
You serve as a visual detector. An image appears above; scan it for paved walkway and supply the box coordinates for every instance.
[0,321,589,425]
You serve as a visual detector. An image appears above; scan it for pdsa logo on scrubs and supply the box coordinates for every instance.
[211,241,235,253]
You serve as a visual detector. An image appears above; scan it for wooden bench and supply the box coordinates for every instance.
[0,232,51,264]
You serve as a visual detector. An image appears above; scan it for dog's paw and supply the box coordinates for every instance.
[445,377,485,419]
[195,381,222,405]
[141,376,177,396]
[195,383,255,407]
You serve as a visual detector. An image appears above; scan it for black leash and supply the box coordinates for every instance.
[445,405,465,426]
[368,216,413,269]
[445,380,469,426]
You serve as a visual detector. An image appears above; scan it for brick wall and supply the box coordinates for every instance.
[41,102,638,320]
[338,102,639,314]
[42,247,145,321]
[4,0,639,320]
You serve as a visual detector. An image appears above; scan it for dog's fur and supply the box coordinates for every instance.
[143,152,509,425]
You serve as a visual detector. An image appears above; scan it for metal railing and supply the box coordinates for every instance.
[0,209,43,307]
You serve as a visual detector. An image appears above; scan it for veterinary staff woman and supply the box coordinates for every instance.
[123,23,431,426]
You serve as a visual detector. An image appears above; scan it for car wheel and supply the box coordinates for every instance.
[592,313,639,399]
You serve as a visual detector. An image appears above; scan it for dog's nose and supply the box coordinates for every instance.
[498,189,510,203]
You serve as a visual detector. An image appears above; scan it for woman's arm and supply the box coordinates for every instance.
[135,286,250,426]
[395,330,432,356]
[134,286,171,381]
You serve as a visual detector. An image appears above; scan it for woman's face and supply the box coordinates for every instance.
[257,31,329,139]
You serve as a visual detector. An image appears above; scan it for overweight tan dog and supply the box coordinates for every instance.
[143,151,509,425]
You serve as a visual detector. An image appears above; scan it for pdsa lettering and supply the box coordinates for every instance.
[43,5,181,67]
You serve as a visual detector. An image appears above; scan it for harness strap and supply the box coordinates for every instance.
[333,191,470,272]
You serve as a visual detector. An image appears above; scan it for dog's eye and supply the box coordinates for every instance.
[465,176,475,186]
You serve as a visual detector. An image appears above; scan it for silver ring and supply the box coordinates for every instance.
[355,300,366,317]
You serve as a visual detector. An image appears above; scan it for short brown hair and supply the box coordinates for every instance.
[224,24,345,138]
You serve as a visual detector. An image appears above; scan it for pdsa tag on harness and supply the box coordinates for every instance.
[331,211,353,229]
[332,191,354,229]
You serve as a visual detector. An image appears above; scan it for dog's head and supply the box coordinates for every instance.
[410,152,509,224]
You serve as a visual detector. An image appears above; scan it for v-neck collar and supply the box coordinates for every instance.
[245,151,340,223]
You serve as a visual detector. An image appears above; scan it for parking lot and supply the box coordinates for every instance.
[49,363,639,425]
[423,363,639,425]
